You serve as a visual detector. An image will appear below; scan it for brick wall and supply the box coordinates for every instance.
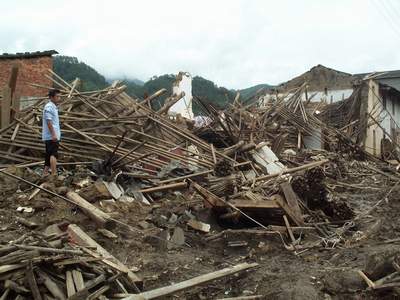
[0,56,53,99]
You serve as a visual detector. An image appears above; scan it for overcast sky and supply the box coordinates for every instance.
[2,0,400,89]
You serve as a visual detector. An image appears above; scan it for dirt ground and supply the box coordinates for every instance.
[1,161,400,300]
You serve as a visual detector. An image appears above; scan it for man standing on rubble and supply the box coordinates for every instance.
[42,89,61,177]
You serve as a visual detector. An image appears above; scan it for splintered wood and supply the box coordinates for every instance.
[0,224,141,299]
[0,70,218,172]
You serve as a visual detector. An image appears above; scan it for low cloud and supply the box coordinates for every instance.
[1,0,400,89]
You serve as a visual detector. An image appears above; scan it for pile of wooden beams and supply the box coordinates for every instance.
[0,70,220,172]
[0,221,259,299]
[0,224,141,299]
[0,71,367,247]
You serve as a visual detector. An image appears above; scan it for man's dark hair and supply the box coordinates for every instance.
[48,89,61,98]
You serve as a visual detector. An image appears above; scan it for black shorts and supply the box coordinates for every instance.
[45,140,59,167]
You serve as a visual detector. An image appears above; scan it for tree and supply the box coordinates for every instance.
[53,56,108,91]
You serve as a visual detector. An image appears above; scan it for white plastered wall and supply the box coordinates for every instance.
[169,72,194,120]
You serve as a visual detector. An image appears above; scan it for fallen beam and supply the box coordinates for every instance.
[247,159,329,184]
[120,262,258,300]
[139,182,187,193]
[67,224,142,288]
[66,191,116,229]
[280,181,303,223]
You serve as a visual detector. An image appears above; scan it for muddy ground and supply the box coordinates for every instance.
[1,161,400,300]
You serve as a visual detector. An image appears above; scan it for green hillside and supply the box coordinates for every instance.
[53,55,271,113]
[124,74,235,113]
[53,56,108,91]
[239,83,273,99]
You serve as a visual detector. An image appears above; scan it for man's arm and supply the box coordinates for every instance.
[46,120,57,142]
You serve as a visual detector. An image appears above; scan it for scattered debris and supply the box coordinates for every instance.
[187,219,211,233]
[1,69,400,298]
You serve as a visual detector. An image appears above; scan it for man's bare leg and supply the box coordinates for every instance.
[50,155,57,176]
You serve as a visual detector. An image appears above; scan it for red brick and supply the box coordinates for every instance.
[0,56,53,98]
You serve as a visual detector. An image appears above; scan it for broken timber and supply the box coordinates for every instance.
[67,224,142,288]
[68,192,116,229]
[120,262,258,300]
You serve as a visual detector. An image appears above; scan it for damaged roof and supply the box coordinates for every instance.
[354,69,400,80]
[373,70,400,80]
[0,50,58,59]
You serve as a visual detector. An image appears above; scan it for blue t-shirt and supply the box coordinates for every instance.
[42,101,61,141]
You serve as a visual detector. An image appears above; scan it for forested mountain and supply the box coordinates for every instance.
[193,76,235,108]
[53,56,108,91]
[53,55,270,111]
[240,83,273,99]
[124,74,235,113]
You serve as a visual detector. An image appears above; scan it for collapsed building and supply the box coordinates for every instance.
[259,64,400,160]
[1,54,400,299]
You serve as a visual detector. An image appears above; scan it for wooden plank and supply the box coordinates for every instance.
[139,182,187,193]
[191,180,226,207]
[67,274,105,300]
[14,244,83,255]
[27,261,43,300]
[283,215,297,247]
[357,270,375,289]
[192,181,279,209]
[368,281,400,291]
[38,270,67,300]
[66,271,76,297]
[10,123,20,141]
[272,133,288,156]
[67,224,142,287]
[274,195,305,226]
[158,170,213,184]
[66,191,116,229]
[280,182,303,223]
[121,263,258,300]
[67,78,80,99]
[54,257,101,267]
[157,92,185,115]
[1,87,12,129]
[221,199,279,209]
[211,144,217,164]
[0,289,10,300]
[374,271,399,286]
[0,249,39,265]
[0,263,25,274]
[88,285,110,300]
[4,279,30,293]
[72,269,85,291]
[64,123,113,152]
[248,159,329,183]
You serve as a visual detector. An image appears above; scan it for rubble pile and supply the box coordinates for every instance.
[1,71,400,298]
[0,224,142,299]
